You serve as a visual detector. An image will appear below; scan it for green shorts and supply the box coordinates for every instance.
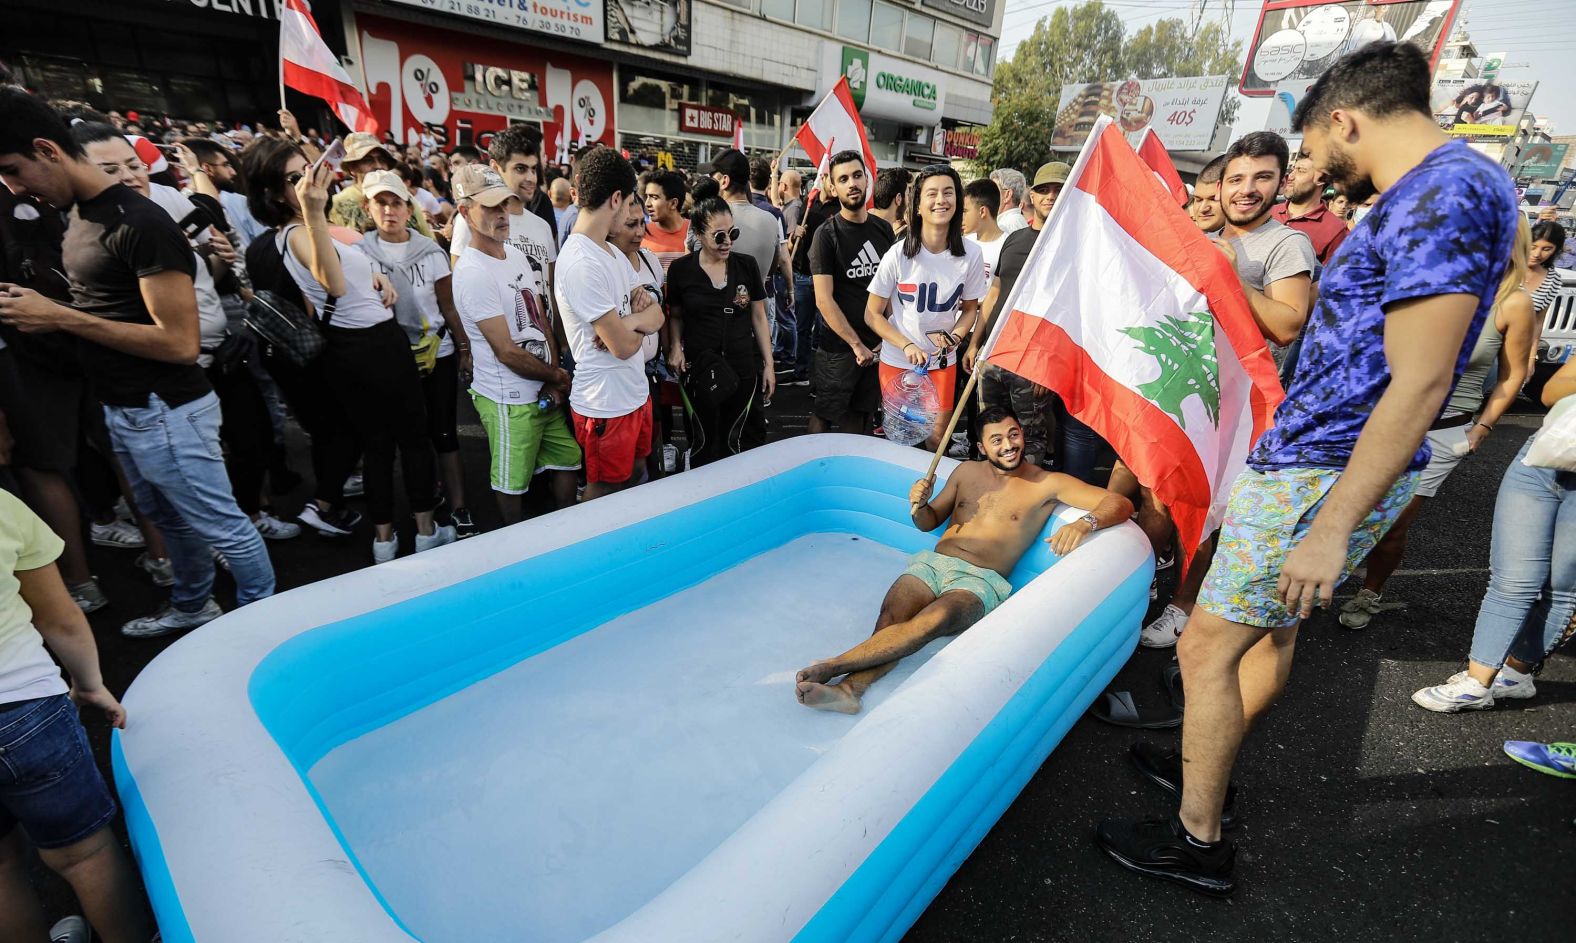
[1199,466,1419,629]
[902,550,1014,615]
[470,391,583,495]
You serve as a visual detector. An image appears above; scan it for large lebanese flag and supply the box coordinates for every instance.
[794,77,876,206]
[981,117,1284,574]
[280,0,379,135]
[1137,128,1188,207]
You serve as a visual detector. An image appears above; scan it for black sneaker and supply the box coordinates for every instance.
[451,507,478,539]
[1095,814,1235,897]
[297,504,362,537]
[1130,741,1239,830]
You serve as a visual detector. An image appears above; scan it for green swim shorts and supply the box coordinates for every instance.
[902,550,1014,614]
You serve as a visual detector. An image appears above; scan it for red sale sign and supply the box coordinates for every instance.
[356,13,615,157]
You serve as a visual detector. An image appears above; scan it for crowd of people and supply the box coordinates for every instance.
[0,38,1572,942]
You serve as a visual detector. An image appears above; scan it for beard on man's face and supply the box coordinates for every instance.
[1323,146,1375,205]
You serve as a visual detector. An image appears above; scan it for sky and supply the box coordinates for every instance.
[997,0,1576,136]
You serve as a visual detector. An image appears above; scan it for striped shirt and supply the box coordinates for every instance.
[1528,268,1564,317]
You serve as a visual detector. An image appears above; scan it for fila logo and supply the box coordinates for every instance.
[896,281,964,313]
[844,241,882,279]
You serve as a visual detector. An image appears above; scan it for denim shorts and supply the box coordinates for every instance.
[0,694,118,849]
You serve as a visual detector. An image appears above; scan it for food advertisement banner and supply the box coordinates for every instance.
[1051,76,1228,152]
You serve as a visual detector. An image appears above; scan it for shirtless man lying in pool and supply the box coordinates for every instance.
[795,405,1134,714]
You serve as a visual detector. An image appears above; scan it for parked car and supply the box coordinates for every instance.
[1529,266,1576,404]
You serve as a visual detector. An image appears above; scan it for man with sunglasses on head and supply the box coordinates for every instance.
[807,150,894,435]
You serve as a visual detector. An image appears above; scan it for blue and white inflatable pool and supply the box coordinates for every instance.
[112,435,1152,943]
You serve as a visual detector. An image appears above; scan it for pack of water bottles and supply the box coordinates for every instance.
[881,365,941,446]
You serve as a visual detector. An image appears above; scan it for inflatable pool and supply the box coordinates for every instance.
[112,435,1153,943]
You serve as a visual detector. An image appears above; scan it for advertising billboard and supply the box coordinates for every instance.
[383,0,605,45]
[1051,76,1229,152]
[1431,78,1537,138]
[607,0,691,56]
[1241,0,1461,130]
[357,14,615,156]
[1518,142,1570,180]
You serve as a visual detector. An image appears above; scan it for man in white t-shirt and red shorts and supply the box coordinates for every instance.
[553,147,666,500]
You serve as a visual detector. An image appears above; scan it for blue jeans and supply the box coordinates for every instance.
[1467,439,1576,669]
[791,273,816,377]
[0,695,118,849]
[1053,395,1106,484]
[104,392,275,609]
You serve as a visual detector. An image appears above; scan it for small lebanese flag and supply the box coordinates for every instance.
[1137,128,1188,207]
[794,77,876,206]
[732,112,745,151]
[804,139,834,205]
[280,0,378,134]
[979,116,1284,575]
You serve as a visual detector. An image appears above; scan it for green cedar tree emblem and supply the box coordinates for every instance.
[1119,310,1220,428]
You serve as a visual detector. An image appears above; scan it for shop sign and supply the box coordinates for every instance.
[158,0,279,20]
[831,46,947,123]
[357,13,614,154]
[677,102,738,138]
[1052,76,1227,152]
[940,126,981,159]
[918,0,994,28]
[382,0,605,45]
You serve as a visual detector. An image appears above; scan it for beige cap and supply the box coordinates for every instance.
[452,165,517,207]
[361,169,411,203]
[343,132,392,164]
[1032,161,1072,187]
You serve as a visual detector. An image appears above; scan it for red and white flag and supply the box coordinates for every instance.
[280,0,378,135]
[794,77,876,205]
[804,141,834,205]
[1137,128,1188,207]
[731,113,745,151]
[979,116,1284,574]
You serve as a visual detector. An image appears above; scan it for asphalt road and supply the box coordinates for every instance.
[31,381,1575,940]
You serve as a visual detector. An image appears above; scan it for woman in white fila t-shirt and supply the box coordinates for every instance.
[864,164,987,451]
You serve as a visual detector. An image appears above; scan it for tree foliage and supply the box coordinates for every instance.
[977,1,1245,173]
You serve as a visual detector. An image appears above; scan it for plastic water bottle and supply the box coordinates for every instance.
[881,364,941,446]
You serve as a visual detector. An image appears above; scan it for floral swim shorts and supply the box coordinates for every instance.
[1198,466,1420,630]
[902,550,1014,615]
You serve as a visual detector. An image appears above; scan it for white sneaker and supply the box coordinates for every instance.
[343,473,365,497]
[1412,671,1494,713]
[372,537,398,564]
[1140,604,1189,649]
[135,552,175,587]
[121,598,223,639]
[90,519,145,549]
[414,524,457,553]
[253,511,301,540]
[68,578,108,613]
[49,915,89,943]
[1492,665,1537,701]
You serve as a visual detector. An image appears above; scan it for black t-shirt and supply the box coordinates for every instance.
[667,251,766,369]
[61,184,208,407]
[984,225,1039,340]
[791,197,837,276]
[808,213,894,352]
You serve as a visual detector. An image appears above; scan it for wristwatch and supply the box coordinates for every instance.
[1079,513,1100,532]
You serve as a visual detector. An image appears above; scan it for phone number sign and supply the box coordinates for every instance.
[383,0,604,44]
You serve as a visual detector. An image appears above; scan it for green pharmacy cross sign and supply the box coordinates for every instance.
[841,46,939,113]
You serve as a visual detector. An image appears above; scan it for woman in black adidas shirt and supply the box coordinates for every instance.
[664,197,774,466]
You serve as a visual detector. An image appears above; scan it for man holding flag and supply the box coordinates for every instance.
[1096,42,1518,895]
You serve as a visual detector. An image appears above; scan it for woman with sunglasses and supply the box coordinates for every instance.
[664,196,775,466]
[243,139,454,563]
[864,164,986,452]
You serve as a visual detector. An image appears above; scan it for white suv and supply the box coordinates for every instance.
[1531,266,1576,402]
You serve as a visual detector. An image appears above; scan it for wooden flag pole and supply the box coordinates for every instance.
[922,364,986,483]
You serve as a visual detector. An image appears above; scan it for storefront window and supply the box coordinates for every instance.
[705,82,784,151]
[903,13,934,60]
[760,0,794,21]
[835,0,871,42]
[796,0,834,31]
[969,34,995,77]
[870,1,903,51]
[620,69,701,136]
[933,22,962,72]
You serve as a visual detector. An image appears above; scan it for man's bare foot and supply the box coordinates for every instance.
[795,659,840,686]
[796,680,861,714]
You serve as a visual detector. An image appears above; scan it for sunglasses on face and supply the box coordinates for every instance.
[711,227,741,245]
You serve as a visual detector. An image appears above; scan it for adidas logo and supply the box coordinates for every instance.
[845,241,882,279]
